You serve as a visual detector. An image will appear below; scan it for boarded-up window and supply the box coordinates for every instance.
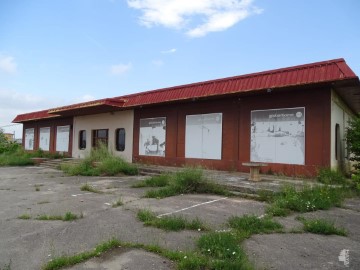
[185,113,223,160]
[56,126,70,152]
[25,128,35,150]
[39,127,50,151]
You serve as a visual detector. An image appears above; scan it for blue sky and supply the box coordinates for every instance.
[1,0,360,138]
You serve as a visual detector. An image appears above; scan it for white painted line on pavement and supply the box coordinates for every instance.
[157,197,228,218]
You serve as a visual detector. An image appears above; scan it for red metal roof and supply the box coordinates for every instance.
[12,110,60,123]
[12,58,359,123]
[122,58,358,107]
[47,98,126,116]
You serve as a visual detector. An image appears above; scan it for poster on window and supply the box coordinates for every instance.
[39,127,50,151]
[139,117,166,156]
[250,107,305,165]
[185,113,222,160]
[56,125,70,152]
[25,128,35,150]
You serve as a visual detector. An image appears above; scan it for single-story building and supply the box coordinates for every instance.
[13,58,360,176]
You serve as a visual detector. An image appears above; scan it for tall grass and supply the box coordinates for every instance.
[134,168,228,198]
[61,143,138,176]
[317,168,347,185]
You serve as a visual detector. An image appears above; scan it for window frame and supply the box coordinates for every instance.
[115,128,126,152]
[79,130,86,150]
[92,129,109,147]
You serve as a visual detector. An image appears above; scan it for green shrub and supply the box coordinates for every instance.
[228,215,283,234]
[297,217,347,236]
[317,168,346,185]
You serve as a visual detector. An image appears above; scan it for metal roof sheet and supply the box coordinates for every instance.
[12,58,359,123]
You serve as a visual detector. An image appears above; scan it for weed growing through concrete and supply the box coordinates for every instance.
[195,231,253,270]
[18,214,31,220]
[35,212,80,222]
[80,183,102,193]
[134,168,229,198]
[296,216,347,236]
[265,184,346,216]
[112,198,124,208]
[228,214,283,234]
[137,209,208,231]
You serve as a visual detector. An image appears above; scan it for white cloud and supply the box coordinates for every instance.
[0,55,17,74]
[161,48,177,54]
[110,63,132,75]
[127,0,262,37]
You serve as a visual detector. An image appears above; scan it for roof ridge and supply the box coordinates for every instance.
[120,58,346,99]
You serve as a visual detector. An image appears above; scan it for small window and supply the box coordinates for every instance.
[335,124,340,160]
[116,128,125,151]
[79,130,86,150]
[92,129,109,147]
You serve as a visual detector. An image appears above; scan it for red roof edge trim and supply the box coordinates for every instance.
[48,98,126,114]
[12,110,60,123]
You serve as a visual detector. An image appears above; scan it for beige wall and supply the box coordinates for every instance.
[72,110,134,162]
[330,90,355,172]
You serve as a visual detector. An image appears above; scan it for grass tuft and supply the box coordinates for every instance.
[35,212,80,222]
[228,214,283,234]
[80,183,102,193]
[296,216,347,236]
[137,209,208,231]
[18,214,31,220]
[132,174,169,188]
[112,198,124,208]
[266,184,346,216]
[135,168,228,199]
[197,231,253,270]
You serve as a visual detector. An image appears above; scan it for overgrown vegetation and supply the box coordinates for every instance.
[137,209,208,231]
[264,185,346,216]
[61,143,138,176]
[296,216,347,236]
[0,128,64,166]
[133,168,228,198]
[317,168,347,185]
